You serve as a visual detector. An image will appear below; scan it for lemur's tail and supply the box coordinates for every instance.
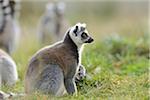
[0,90,25,100]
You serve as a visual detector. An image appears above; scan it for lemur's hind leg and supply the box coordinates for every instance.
[35,64,66,96]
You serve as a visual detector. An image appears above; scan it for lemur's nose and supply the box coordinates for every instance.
[89,37,94,43]
[88,37,94,43]
[85,37,94,43]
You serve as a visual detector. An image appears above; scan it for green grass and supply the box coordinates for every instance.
[1,32,149,100]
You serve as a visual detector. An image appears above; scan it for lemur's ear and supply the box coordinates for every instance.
[82,23,86,27]
[80,23,86,31]
[73,26,78,36]
[81,27,85,32]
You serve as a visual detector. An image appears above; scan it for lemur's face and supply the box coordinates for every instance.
[70,23,94,46]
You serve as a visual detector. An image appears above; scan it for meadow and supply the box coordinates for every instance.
[1,1,149,100]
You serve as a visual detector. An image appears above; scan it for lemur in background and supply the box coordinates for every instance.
[37,2,69,44]
[25,23,94,96]
[0,0,20,54]
[0,49,18,88]
[0,49,19,99]
[75,64,86,83]
[0,90,24,99]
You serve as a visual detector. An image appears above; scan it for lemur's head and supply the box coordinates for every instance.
[69,23,94,47]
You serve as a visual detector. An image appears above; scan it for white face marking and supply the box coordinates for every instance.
[69,23,93,49]
[46,3,55,16]
[56,2,66,14]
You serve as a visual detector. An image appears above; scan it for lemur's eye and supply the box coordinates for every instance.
[81,32,88,39]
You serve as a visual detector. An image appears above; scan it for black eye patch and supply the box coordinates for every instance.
[73,26,78,36]
[81,32,88,39]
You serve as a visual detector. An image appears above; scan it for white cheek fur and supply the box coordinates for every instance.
[69,32,83,49]
[68,23,89,50]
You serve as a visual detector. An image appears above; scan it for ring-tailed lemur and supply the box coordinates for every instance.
[25,23,94,96]
[0,49,18,88]
[37,2,69,44]
[0,0,20,54]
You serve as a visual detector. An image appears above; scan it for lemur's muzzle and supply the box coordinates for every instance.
[85,37,94,43]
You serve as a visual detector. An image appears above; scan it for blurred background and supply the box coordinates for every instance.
[20,0,148,41]
[2,0,148,98]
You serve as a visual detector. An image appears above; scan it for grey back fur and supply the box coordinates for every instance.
[35,64,66,96]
